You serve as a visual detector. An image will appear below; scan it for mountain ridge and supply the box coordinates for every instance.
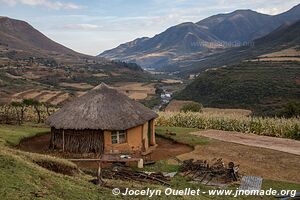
[0,16,83,57]
[99,4,300,69]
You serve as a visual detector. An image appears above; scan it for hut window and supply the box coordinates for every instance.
[111,130,127,144]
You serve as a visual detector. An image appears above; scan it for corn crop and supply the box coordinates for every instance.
[156,112,300,140]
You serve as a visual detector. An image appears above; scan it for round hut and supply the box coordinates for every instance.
[46,83,158,154]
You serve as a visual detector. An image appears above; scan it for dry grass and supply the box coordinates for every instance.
[5,73,23,79]
[11,90,68,105]
[165,100,252,116]
[255,57,300,61]
[157,112,300,139]
[202,108,252,116]
[165,100,195,112]
[37,91,61,102]
[92,73,108,77]
[113,82,156,100]
[59,82,94,90]
[161,79,183,84]
[260,48,300,58]
[50,93,69,105]
[128,92,148,100]
[178,141,300,183]
[253,47,300,62]
[21,91,43,99]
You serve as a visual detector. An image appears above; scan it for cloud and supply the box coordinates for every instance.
[0,0,82,10]
[62,23,100,30]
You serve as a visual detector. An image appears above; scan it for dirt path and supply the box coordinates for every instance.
[19,133,193,169]
[191,130,300,156]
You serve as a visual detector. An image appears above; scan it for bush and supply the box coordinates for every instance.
[180,102,203,113]
[279,101,300,118]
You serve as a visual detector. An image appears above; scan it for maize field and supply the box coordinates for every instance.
[156,112,300,140]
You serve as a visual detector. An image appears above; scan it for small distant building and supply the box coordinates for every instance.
[46,83,158,154]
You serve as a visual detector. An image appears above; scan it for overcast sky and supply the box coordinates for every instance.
[0,0,299,55]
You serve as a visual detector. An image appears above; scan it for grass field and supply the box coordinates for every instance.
[0,124,299,199]
[0,124,115,200]
[0,124,49,146]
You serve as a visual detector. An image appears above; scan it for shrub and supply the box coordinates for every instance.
[180,102,203,113]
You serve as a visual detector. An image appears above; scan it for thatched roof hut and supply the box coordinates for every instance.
[46,83,158,154]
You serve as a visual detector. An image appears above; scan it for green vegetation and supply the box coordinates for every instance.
[0,103,57,125]
[0,125,114,200]
[156,112,300,140]
[0,147,113,200]
[279,101,300,118]
[155,126,209,146]
[0,124,299,199]
[0,124,48,146]
[175,61,300,116]
[140,95,161,109]
[180,102,203,113]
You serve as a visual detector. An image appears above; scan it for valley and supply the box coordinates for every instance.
[0,2,300,200]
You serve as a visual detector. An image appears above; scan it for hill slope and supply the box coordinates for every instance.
[99,4,300,69]
[0,17,156,106]
[0,17,83,58]
[175,61,300,116]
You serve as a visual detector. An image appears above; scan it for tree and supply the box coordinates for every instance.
[180,102,203,113]
[43,102,54,116]
[23,99,42,123]
[279,101,300,118]
[10,101,26,125]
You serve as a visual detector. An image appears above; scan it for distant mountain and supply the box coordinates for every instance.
[101,22,222,68]
[99,4,300,69]
[0,17,84,58]
[168,19,300,76]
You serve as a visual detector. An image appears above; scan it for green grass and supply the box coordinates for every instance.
[0,124,299,200]
[155,126,210,146]
[0,124,49,146]
[0,148,113,200]
[0,124,117,200]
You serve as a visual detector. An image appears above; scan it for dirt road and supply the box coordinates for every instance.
[191,130,300,156]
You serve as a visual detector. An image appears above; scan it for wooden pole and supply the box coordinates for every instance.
[51,131,54,150]
[97,155,104,185]
[62,130,65,152]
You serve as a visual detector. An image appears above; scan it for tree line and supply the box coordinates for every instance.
[0,99,56,125]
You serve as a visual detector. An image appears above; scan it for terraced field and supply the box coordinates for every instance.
[7,82,156,105]
[11,90,71,105]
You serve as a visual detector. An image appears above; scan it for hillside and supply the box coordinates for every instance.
[0,17,78,55]
[99,4,300,69]
[0,17,158,106]
[175,61,300,116]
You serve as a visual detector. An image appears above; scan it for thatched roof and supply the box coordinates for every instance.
[46,83,158,130]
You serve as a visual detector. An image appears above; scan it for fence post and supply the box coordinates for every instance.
[62,130,65,152]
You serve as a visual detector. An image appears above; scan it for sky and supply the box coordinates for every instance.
[0,0,299,55]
